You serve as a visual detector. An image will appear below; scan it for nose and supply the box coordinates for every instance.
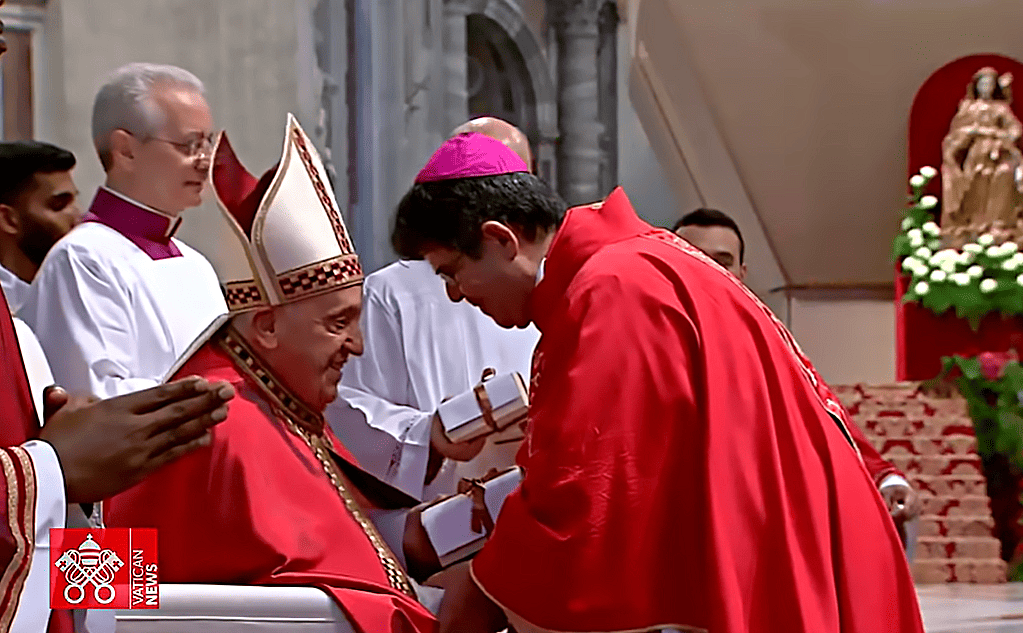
[69,202,85,226]
[194,152,212,174]
[445,280,464,303]
[346,321,365,357]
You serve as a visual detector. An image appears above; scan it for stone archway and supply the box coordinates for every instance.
[445,0,558,184]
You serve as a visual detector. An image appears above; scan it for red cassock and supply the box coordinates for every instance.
[105,324,436,633]
[471,188,924,633]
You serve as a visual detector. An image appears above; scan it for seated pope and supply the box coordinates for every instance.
[105,114,438,633]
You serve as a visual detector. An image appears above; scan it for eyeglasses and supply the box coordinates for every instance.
[148,133,216,158]
[120,129,215,158]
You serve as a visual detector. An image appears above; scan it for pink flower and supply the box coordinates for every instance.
[978,351,1016,380]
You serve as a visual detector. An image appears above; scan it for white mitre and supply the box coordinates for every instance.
[165,114,362,379]
[212,112,362,313]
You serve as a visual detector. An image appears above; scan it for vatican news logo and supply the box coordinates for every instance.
[49,529,159,609]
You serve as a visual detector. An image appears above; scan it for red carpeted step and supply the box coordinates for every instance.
[836,383,1007,583]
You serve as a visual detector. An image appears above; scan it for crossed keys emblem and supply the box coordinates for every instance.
[54,534,124,604]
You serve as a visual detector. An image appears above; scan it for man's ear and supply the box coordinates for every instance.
[249,308,279,350]
[0,203,20,237]
[480,221,520,260]
[108,129,137,170]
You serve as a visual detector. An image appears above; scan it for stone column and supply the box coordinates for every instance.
[552,0,603,206]
[442,0,470,134]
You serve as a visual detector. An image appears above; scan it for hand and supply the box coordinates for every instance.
[39,377,235,503]
[403,503,442,582]
[437,561,507,633]
[431,413,486,462]
[881,483,921,525]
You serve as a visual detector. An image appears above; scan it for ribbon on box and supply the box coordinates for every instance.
[473,367,498,432]
[457,477,495,535]
[457,466,508,535]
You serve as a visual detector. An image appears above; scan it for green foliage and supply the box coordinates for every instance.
[942,354,1023,470]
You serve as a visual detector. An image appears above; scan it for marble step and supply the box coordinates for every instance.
[872,435,977,456]
[917,495,994,517]
[907,474,989,497]
[886,454,983,477]
[915,536,1003,560]
[916,514,996,538]
[913,558,1007,584]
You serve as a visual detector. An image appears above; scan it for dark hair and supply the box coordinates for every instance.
[0,141,76,205]
[672,207,745,264]
[391,172,566,259]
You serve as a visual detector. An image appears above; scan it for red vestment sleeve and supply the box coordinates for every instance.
[0,445,36,633]
[848,414,903,487]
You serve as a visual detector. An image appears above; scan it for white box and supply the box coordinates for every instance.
[420,467,523,567]
[437,372,529,443]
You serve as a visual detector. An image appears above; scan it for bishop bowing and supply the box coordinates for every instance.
[105,115,437,633]
[329,117,539,501]
[391,134,926,633]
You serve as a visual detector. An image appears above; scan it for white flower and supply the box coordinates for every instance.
[914,247,932,260]
[909,235,924,248]
[1004,242,1020,254]
[920,166,938,178]
[907,228,923,241]
[910,175,926,188]
[930,269,947,282]
[922,221,940,236]
[978,233,995,246]
[953,272,972,286]
[914,281,930,295]
[1003,258,1020,271]
[987,245,1004,258]
[901,217,915,231]
[901,256,921,273]
[920,195,939,209]
[959,251,976,265]
[968,265,984,278]
[981,278,999,293]
[940,259,957,273]
[963,243,983,254]
[1017,273,1023,286]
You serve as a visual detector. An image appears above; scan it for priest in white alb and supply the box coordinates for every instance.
[20,63,226,399]
[327,118,539,501]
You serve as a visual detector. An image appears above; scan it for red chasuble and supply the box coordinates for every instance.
[0,287,72,633]
[471,188,924,633]
[0,285,39,627]
[105,324,436,633]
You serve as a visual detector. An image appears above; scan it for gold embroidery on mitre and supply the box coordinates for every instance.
[216,327,415,598]
[275,254,363,303]
[290,128,355,255]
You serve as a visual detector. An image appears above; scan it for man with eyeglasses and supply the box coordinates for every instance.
[21,62,227,399]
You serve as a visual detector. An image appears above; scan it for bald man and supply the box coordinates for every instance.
[325,118,540,501]
[452,116,533,166]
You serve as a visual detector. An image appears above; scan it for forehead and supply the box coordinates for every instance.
[21,170,76,199]
[151,85,212,132]
[676,224,741,257]
[281,284,363,321]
